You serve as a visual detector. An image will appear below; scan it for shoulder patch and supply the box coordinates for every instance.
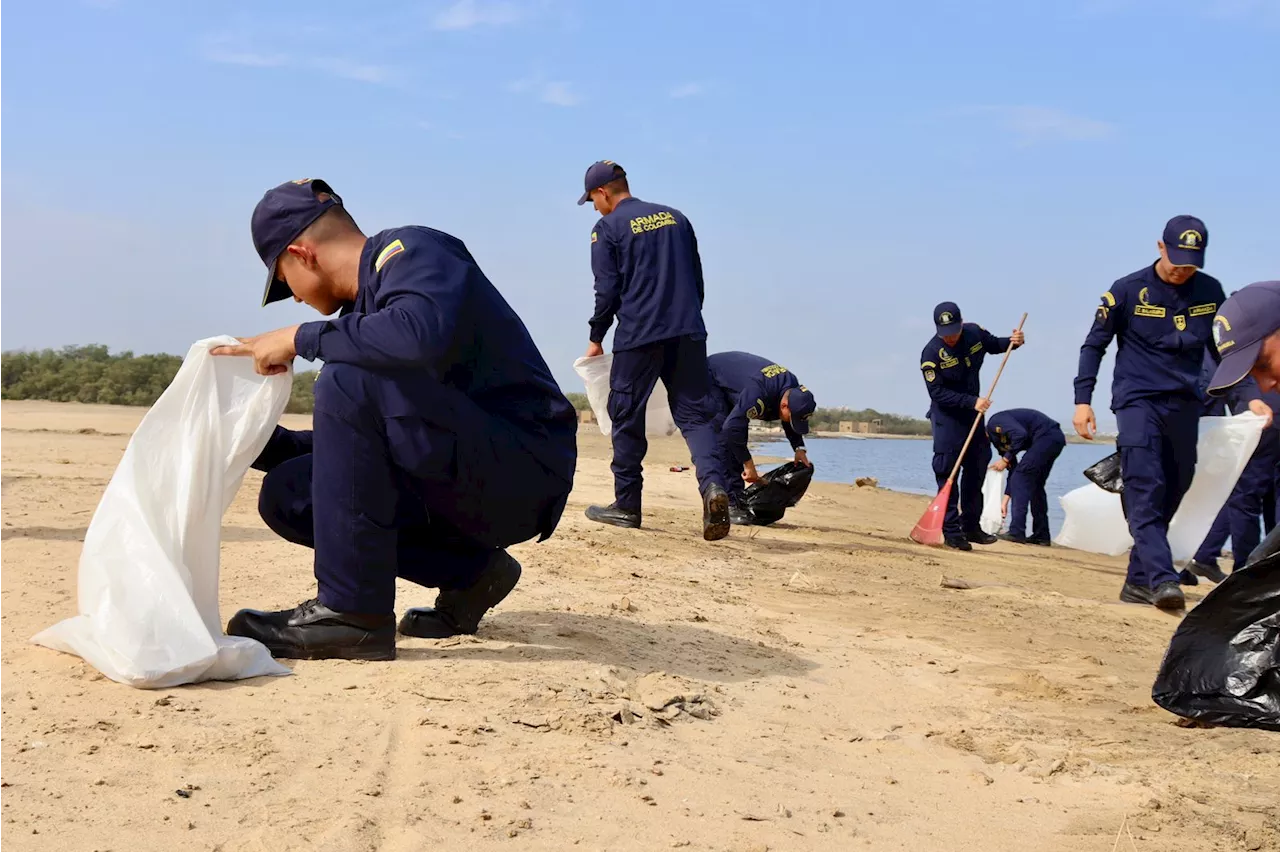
[591,231,598,244]
[375,239,406,272]
[924,370,936,383]
[745,398,765,420]
[1102,291,1116,307]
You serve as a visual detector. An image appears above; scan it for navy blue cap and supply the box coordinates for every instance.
[1163,214,1208,268]
[251,179,342,306]
[577,160,625,205]
[786,386,817,435]
[934,301,963,337]
[1207,281,1280,395]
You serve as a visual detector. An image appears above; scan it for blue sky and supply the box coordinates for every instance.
[3,0,1278,427]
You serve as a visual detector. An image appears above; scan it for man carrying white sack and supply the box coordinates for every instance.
[212,179,578,661]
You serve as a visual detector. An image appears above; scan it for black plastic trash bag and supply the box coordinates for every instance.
[1084,451,1124,494]
[739,462,815,526]
[1151,526,1280,731]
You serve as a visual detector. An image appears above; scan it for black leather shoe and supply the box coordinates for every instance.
[998,532,1030,544]
[945,536,973,551]
[703,483,730,541]
[227,598,396,661]
[398,550,522,639]
[1187,559,1228,584]
[966,530,998,545]
[1119,582,1186,610]
[1028,537,1052,547]
[585,503,641,529]
[1178,569,1199,586]
[728,502,754,526]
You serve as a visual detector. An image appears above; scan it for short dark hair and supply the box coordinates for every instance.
[297,198,360,241]
[601,167,629,195]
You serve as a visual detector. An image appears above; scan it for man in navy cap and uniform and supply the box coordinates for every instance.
[706,351,817,524]
[577,160,731,541]
[1195,280,1280,575]
[1074,217,1271,610]
[921,302,1025,550]
[986,408,1066,545]
[212,179,578,660]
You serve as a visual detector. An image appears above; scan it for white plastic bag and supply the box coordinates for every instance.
[1054,413,1266,558]
[572,354,678,437]
[980,469,1006,534]
[32,337,293,688]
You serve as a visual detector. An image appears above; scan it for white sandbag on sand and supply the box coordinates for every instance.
[1055,412,1267,558]
[32,337,293,688]
[573,354,679,437]
[980,468,1006,534]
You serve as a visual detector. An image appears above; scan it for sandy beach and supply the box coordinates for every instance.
[2,400,1276,851]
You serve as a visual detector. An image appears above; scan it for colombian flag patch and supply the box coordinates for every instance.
[375,239,405,272]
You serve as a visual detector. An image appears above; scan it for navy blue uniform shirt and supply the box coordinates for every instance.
[589,197,707,352]
[1074,263,1256,410]
[987,408,1061,462]
[294,226,577,480]
[708,351,806,465]
[921,323,1013,449]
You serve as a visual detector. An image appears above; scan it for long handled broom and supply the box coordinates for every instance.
[910,312,1028,546]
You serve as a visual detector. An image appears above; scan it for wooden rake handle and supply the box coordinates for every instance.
[945,312,1028,486]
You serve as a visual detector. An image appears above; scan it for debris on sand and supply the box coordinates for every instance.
[854,477,878,488]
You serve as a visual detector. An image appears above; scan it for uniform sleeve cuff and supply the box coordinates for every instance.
[295,322,326,362]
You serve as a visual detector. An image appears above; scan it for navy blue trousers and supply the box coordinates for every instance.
[1117,398,1199,588]
[932,426,992,538]
[253,364,573,614]
[1193,429,1279,571]
[608,335,726,512]
[1006,431,1066,541]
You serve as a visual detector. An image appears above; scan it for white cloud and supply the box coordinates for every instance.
[433,0,526,30]
[669,82,707,99]
[203,47,289,68]
[314,59,395,84]
[201,36,395,85]
[961,105,1115,145]
[508,76,581,106]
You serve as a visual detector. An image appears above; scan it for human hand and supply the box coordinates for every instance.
[991,457,1009,472]
[794,448,811,467]
[1001,494,1011,518]
[1249,399,1274,428]
[1073,404,1096,440]
[974,397,991,413]
[585,341,604,358]
[210,326,299,376]
[1011,329,1026,348]
[742,460,761,483]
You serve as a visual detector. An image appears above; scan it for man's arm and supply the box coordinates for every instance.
[721,390,759,468]
[980,327,1014,355]
[782,418,805,451]
[251,425,313,473]
[689,222,705,308]
[1074,290,1123,406]
[588,222,622,345]
[293,234,465,373]
[923,360,979,412]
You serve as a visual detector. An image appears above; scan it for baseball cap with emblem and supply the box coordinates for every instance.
[786,386,817,435]
[1207,281,1280,395]
[1163,214,1208,268]
[577,161,626,205]
[933,301,963,337]
[251,179,343,306]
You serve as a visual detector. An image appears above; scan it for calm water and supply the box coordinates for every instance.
[754,436,1117,537]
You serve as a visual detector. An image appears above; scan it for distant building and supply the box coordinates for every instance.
[858,419,882,434]
[578,409,596,424]
[838,421,855,433]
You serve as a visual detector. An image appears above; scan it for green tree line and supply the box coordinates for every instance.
[0,346,932,434]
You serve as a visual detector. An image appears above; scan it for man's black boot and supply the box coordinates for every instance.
[1187,559,1228,584]
[945,536,973,551]
[227,598,396,661]
[998,532,1030,544]
[399,550,522,639]
[966,530,998,545]
[1119,581,1186,610]
[703,483,731,541]
[585,503,642,529]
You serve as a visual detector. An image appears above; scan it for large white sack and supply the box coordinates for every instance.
[980,469,1006,534]
[32,337,293,688]
[1054,412,1266,558]
[572,354,678,437]
[1055,484,1133,556]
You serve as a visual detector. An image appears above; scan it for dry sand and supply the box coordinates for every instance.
[2,399,1277,851]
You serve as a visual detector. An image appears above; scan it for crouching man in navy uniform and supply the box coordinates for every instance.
[921,302,1025,551]
[1073,216,1271,610]
[706,351,816,524]
[986,408,1066,545]
[577,161,731,541]
[212,179,578,660]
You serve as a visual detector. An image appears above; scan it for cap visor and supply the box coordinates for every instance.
[1207,342,1261,396]
[260,256,291,306]
[1166,248,1203,268]
[577,190,591,206]
[936,322,962,337]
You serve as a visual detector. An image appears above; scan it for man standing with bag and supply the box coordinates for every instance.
[1073,217,1271,610]
[921,301,1025,550]
[577,160,731,541]
[212,179,578,660]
